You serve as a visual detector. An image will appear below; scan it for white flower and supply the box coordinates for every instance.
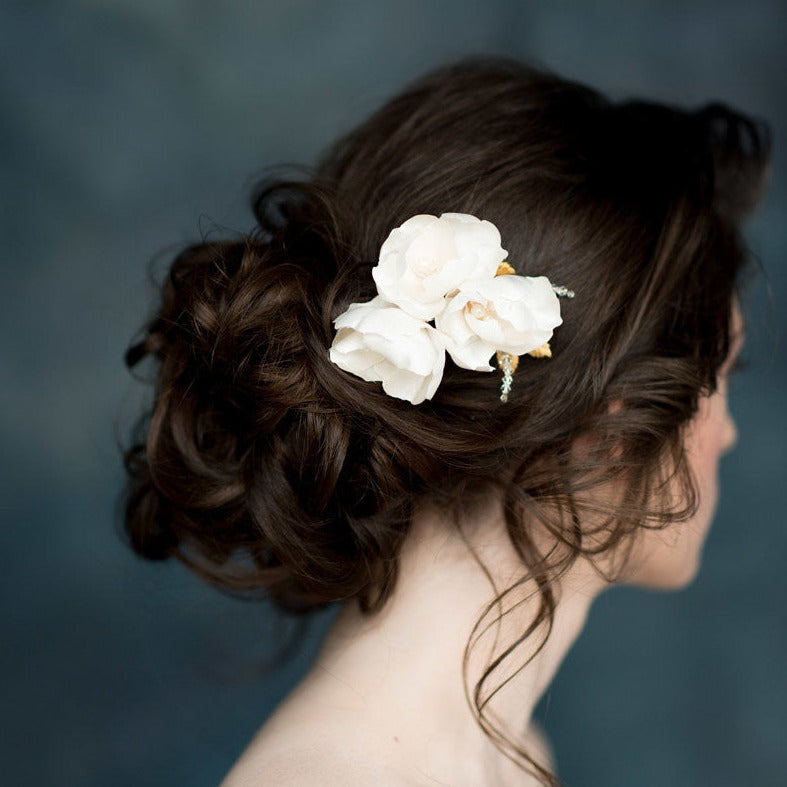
[329,297,446,404]
[372,213,507,321]
[435,275,562,371]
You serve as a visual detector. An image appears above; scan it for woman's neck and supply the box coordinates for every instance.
[308,506,607,785]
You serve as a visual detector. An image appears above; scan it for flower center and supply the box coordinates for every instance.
[411,255,441,278]
[466,300,493,320]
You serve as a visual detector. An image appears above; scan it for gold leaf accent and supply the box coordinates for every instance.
[526,342,552,359]
[495,261,516,277]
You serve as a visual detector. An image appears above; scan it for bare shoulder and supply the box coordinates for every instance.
[221,727,418,787]
[222,749,410,786]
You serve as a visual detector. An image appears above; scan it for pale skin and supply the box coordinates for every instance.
[223,310,744,787]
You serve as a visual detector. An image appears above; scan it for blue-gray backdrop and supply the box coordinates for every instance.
[2,2,785,785]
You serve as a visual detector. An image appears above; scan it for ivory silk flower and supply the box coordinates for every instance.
[328,212,571,404]
[372,213,507,321]
[329,296,446,405]
[435,274,563,371]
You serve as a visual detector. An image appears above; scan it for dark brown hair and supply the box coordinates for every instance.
[123,58,769,784]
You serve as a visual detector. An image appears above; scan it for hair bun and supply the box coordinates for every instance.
[123,184,411,609]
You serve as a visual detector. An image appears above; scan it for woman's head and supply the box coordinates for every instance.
[123,56,768,780]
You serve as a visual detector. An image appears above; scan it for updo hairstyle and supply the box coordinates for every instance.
[123,57,768,780]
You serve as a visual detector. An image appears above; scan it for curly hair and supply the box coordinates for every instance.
[123,58,769,784]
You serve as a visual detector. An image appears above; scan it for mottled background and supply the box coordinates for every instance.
[2,2,785,785]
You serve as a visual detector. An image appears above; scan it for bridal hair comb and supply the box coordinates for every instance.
[329,213,573,404]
